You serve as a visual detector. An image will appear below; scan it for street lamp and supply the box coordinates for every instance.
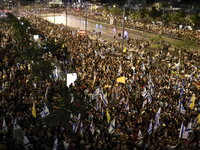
[122,4,128,50]
[84,2,88,33]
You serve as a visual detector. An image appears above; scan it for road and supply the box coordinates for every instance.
[41,13,143,41]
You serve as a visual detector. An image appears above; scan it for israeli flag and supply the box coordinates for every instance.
[108,117,116,134]
[186,122,192,133]
[92,86,101,100]
[147,119,153,135]
[148,74,154,95]
[179,123,188,139]
[142,87,147,98]
[119,97,125,105]
[99,89,108,107]
[23,135,31,149]
[117,64,122,76]
[13,118,22,131]
[70,93,74,103]
[125,99,129,111]
[89,121,95,135]
[178,100,186,115]
[2,119,7,133]
[154,107,161,131]
[80,121,84,135]
[138,130,143,140]
[53,137,58,150]
[40,104,50,118]
[142,63,145,71]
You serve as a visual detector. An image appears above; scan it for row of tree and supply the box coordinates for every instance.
[102,6,200,28]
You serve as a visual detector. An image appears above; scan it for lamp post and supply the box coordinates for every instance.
[65,3,68,26]
[54,6,55,24]
[85,3,88,33]
[122,4,127,50]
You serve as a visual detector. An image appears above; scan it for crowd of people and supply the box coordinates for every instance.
[0,11,200,150]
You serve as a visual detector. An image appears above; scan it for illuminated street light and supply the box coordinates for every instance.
[122,4,128,50]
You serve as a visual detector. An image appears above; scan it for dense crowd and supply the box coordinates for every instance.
[0,13,200,150]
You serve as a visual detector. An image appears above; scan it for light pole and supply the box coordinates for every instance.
[65,3,68,26]
[54,6,56,24]
[85,3,88,33]
[122,4,127,50]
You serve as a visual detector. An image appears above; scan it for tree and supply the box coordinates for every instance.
[190,14,200,28]
[110,7,122,17]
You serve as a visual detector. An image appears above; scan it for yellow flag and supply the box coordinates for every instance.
[123,47,127,53]
[198,114,200,124]
[32,102,36,118]
[106,109,111,123]
[189,94,196,110]
[117,76,126,84]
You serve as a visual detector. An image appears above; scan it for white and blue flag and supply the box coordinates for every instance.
[147,119,153,135]
[154,107,161,131]
[2,118,7,133]
[178,100,186,115]
[23,135,32,149]
[40,104,50,118]
[108,117,116,134]
[179,123,188,139]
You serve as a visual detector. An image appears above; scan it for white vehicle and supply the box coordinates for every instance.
[49,0,63,6]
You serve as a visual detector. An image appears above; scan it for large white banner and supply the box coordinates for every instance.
[66,73,77,87]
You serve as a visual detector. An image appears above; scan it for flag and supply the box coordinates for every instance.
[23,135,31,149]
[125,99,129,111]
[189,94,196,110]
[142,100,147,108]
[142,63,145,71]
[118,64,122,76]
[123,47,127,52]
[197,114,200,124]
[13,118,22,131]
[142,87,147,97]
[80,121,84,135]
[154,107,161,131]
[70,93,74,103]
[53,137,58,150]
[147,119,153,135]
[40,104,50,118]
[108,117,116,134]
[2,119,7,133]
[92,86,101,100]
[178,100,186,115]
[179,123,188,139]
[72,113,81,133]
[32,102,36,118]
[106,109,111,123]
[101,108,104,118]
[89,122,95,135]
[119,97,125,105]
[117,76,126,84]
[186,122,192,133]
[148,74,154,95]
[99,89,108,107]
[138,130,143,140]
[92,72,97,87]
